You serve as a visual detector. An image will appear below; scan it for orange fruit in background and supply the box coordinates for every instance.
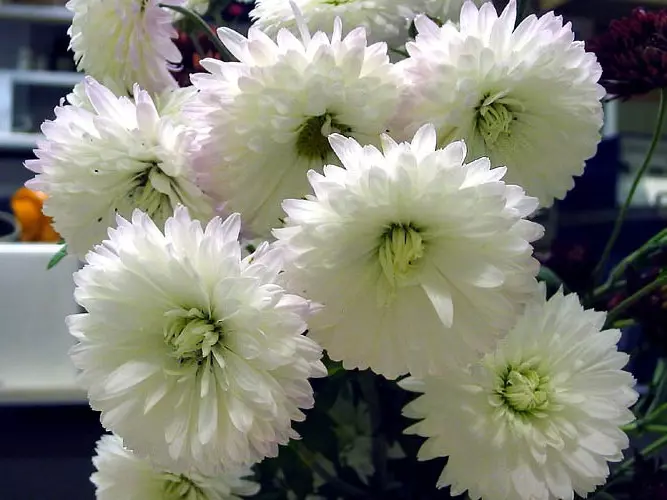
[10,187,61,243]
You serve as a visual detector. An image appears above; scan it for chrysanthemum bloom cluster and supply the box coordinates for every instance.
[275,124,543,378]
[401,287,638,500]
[588,7,667,99]
[394,0,604,206]
[67,0,182,95]
[189,18,401,236]
[92,434,259,500]
[22,0,641,498]
[25,77,212,258]
[69,207,325,473]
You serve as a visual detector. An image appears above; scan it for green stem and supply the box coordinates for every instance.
[159,3,233,61]
[593,88,667,284]
[594,227,667,299]
[594,434,667,497]
[604,274,667,327]
[635,360,667,416]
[623,401,667,433]
[358,371,389,490]
[645,424,667,433]
[611,319,636,329]
[648,360,667,418]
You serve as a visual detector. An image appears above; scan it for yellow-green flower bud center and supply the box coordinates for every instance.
[497,365,550,414]
[162,473,207,500]
[296,113,352,161]
[164,308,221,365]
[476,98,515,147]
[126,162,175,223]
[378,223,425,287]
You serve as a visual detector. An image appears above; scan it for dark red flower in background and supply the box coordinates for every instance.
[588,8,667,99]
[624,454,667,500]
[170,28,222,87]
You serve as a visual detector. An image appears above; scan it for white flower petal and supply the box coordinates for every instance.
[188,19,401,237]
[67,0,180,95]
[25,79,212,258]
[69,209,325,473]
[91,434,259,500]
[394,0,604,206]
[276,129,541,378]
[400,287,638,499]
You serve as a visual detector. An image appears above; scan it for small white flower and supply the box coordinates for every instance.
[92,434,259,500]
[250,0,417,45]
[189,18,402,236]
[394,0,604,206]
[68,207,326,473]
[274,124,543,379]
[400,287,638,500]
[67,0,182,95]
[25,77,212,258]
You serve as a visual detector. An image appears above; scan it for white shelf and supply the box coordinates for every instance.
[0,385,87,405]
[0,131,40,150]
[0,3,72,23]
[0,69,82,88]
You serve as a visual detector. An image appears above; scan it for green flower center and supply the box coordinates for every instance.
[476,95,516,147]
[162,473,207,500]
[378,223,425,287]
[126,161,174,220]
[164,308,222,366]
[295,113,352,161]
[496,364,551,415]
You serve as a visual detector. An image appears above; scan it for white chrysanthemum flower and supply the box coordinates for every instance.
[188,18,401,236]
[67,0,181,95]
[69,207,326,473]
[400,287,638,500]
[251,0,417,45]
[25,77,212,258]
[394,0,604,206]
[274,124,543,379]
[92,434,259,500]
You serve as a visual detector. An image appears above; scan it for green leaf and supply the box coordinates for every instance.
[47,244,68,270]
[325,358,344,377]
[280,446,315,500]
[293,410,340,464]
[537,266,567,295]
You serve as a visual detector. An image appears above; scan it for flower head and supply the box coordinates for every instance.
[68,207,326,473]
[92,434,259,500]
[188,18,401,236]
[67,0,181,95]
[400,287,638,500]
[250,0,417,45]
[25,77,211,258]
[274,124,543,379]
[588,8,667,99]
[394,0,604,206]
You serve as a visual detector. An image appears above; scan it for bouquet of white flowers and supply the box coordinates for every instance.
[23,0,667,498]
